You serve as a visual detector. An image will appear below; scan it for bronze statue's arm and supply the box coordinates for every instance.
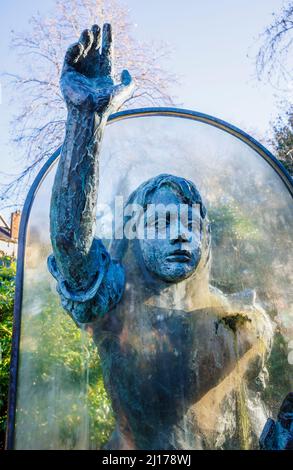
[50,24,133,292]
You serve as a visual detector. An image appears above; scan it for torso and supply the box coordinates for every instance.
[93,291,272,449]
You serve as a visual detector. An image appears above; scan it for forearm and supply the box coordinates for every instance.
[50,22,133,291]
[50,106,107,290]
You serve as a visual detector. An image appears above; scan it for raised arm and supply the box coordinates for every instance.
[50,24,133,292]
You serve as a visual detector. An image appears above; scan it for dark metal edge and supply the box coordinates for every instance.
[5,148,61,449]
[109,108,293,195]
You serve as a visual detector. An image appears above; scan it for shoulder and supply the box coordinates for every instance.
[210,286,275,350]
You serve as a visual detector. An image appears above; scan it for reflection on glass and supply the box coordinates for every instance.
[14,115,293,449]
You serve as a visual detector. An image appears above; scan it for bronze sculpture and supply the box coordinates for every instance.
[48,24,292,450]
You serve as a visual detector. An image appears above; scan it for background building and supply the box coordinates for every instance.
[0,210,21,257]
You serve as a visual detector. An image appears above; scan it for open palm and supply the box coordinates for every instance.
[61,24,134,114]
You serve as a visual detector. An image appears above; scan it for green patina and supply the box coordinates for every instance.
[220,313,251,334]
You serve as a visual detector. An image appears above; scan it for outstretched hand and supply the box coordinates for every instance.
[61,24,134,115]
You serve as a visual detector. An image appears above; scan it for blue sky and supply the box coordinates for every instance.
[0,0,290,216]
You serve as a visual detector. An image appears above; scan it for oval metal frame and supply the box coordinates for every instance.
[6,107,293,449]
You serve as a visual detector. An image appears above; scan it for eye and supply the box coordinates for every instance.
[154,219,162,231]
[153,212,171,229]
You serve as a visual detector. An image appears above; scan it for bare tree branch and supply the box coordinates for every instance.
[256,1,293,89]
[1,0,178,209]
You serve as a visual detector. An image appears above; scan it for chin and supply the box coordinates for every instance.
[154,262,197,283]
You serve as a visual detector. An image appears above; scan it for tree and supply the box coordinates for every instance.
[256,1,293,89]
[270,106,293,174]
[255,2,293,173]
[1,0,177,208]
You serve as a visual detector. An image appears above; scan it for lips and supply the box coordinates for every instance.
[166,249,192,262]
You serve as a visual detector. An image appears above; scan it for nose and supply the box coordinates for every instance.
[171,230,191,244]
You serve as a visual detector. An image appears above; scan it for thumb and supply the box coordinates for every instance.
[121,69,132,86]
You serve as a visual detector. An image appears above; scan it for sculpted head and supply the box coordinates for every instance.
[122,174,211,283]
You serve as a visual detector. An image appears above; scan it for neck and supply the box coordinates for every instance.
[144,268,211,312]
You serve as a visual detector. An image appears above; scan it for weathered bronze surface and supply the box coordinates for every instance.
[48,24,292,450]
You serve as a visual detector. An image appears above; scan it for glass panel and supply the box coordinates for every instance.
[14,114,293,449]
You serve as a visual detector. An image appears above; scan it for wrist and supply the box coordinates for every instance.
[64,105,109,151]
[67,104,108,126]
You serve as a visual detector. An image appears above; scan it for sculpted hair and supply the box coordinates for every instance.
[125,173,207,219]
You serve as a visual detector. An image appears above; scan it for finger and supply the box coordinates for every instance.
[101,23,114,77]
[79,28,94,57]
[91,24,101,52]
[85,25,101,77]
[110,71,134,106]
[121,69,132,86]
[64,42,83,67]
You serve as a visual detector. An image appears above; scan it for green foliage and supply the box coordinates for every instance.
[209,203,262,293]
[0,256,16,449]
[262,332,293,417]
[209,203,259,245]
[0,256,114,449]
[16,288,114,449]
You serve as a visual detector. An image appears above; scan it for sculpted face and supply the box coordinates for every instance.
[138,186,203,282]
